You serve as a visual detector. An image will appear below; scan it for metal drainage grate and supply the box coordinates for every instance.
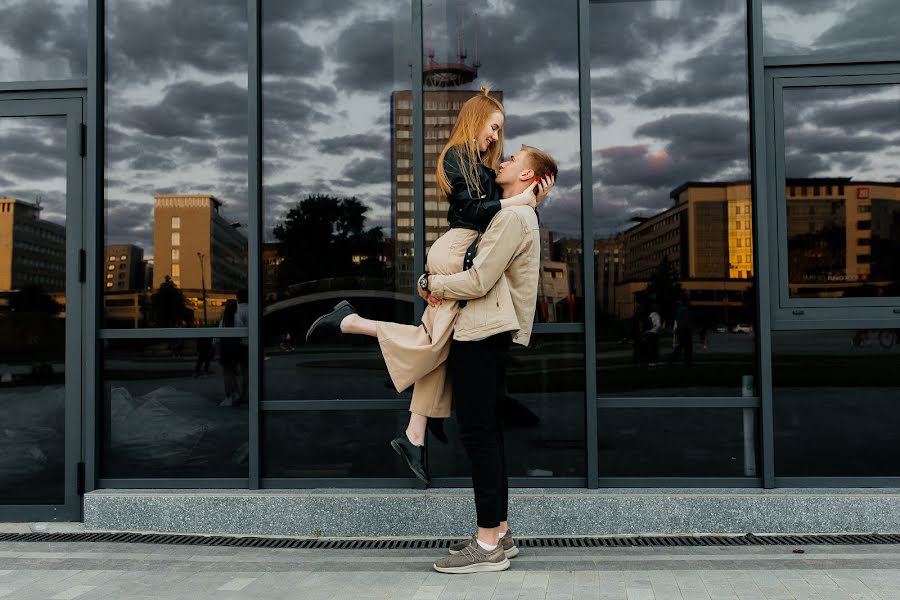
[2,532,900,550]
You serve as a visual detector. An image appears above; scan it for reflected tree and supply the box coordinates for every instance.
[640,256,683,325]
[149,276,190,327]
[272,194,386,291]
[788,225,846,283]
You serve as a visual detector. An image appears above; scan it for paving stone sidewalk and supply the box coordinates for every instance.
[1,539,900,599]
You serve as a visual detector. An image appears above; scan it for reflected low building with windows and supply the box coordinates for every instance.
[0,198,66,297]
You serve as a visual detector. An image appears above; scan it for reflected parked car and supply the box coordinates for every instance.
[732,323,754,334]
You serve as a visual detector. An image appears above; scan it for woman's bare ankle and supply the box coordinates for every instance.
[405,427,425,447]
[339,313,356,333]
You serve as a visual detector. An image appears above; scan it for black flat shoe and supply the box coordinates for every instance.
[305,300,356,343]
[427,417,449,444]
[390,434,430,484]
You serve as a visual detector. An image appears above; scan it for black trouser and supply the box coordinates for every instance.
[449,333,510,529]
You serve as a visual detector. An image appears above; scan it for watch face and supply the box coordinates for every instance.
[419,276,427,289]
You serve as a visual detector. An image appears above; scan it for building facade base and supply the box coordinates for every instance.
[83,488,900,538]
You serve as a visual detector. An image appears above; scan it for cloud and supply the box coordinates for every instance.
[315,134,388,155]
[339,156,390,186]
[106,0,247,83]
[785,128,890,155]
[129,154,179,172]
[635,52,748,109]
[784,152,829,178]
[104,198,154,249]
[262,23,325,78]
[122,80,248,140]
[594,112,750,191]
[332,15,410,93]
[261,0,364,25]
[0,0,87,79]
[807,98,900,135]
[505,111,577,138]
[1,155,65,181]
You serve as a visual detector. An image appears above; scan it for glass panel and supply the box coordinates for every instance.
[262,411,414,478]
[428,334,585,479]
[782,84,900,299]
[0,116,68,503]
[598,408,758,478]
[773,330,900,477]
[590,0,756,397]
[101,338,249,478]
[261,0,414,401]
[763,0,900,58]
[104,0,249,328]
[0,0,87,81]
[424,0,583,323]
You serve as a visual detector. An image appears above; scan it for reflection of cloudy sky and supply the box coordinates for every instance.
[104,0,249,258]
[590,0,751,237]
[1,0,897,251]
[0,117,68,227]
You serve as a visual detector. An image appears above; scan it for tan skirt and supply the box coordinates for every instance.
[376,227,478,418]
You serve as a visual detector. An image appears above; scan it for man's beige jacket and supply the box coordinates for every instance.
[429,205,540,347]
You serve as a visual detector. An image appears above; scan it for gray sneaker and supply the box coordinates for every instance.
[448,530,519,559]
[433,538,510,574]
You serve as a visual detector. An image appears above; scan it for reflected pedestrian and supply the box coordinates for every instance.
[194,337,213,377]
[669,294,693,367]
[646,304,662,365]
[218,299,240,407]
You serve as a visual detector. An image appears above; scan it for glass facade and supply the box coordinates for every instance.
[2,1,900,518]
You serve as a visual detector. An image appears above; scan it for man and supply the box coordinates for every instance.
[422,145,558,574]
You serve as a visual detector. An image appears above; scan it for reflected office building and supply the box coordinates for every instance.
[0,197,66,305]
[152,194,247,326]
[612,177,900,323]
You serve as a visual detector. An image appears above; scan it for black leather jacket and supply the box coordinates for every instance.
[443,146,502,232]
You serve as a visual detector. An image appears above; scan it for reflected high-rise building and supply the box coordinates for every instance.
[390,89,503,291]
[0,197,65,294]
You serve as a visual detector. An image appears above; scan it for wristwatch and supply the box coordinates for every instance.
[418,272,431,293]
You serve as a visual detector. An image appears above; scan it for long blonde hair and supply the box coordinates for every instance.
[436,86,505,200]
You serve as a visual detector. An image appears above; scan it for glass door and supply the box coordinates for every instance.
[0,97,83,520]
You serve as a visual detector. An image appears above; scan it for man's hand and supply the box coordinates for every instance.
[534,172,556,205]
[416,275,443,306]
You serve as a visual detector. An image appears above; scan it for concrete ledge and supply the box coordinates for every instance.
[84,488,900,538]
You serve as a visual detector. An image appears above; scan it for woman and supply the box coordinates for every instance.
[305,87,554,482]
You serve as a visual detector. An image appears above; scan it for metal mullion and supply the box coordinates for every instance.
[63,99,85,521]
[597,397,761,409]
[775,477,900,487]
[764,54,900,68]
[0,79,88,92]
[261,399,411,411]
[430,477,587,488]
[748,0,775,489]
[248,0,262,491]
[260,478,425,489]
[411,0,424,324]
[532,323,584,334]
[578,0,598,489]
[97,478,249,489]
[98,327,248,339]
[597,477,761,488]
[84,0,103,501]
